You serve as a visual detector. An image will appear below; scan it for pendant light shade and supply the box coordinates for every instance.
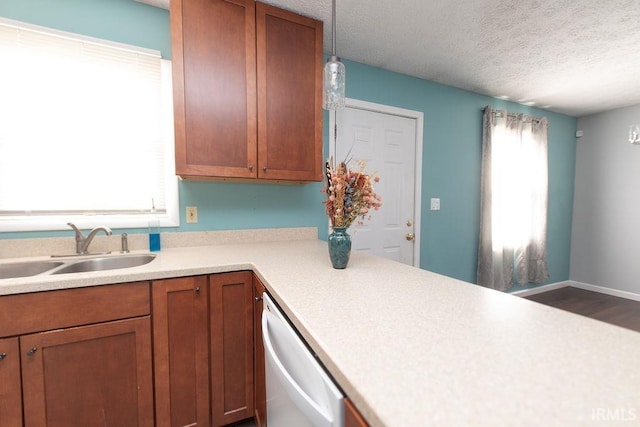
[323,0,346,110]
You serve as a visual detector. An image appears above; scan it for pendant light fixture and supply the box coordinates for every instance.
[323,0,346,110]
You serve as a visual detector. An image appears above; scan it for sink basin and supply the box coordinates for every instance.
[51,254,156,275]
[0,261,64,279]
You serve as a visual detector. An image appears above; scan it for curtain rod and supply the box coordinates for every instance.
[483,106,546,124]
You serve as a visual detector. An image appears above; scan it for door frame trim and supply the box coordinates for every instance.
[329,98,424,268]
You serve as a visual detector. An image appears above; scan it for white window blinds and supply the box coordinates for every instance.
[0,18,177,231]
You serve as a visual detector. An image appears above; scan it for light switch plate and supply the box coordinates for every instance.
[186,206,198,223]
[430,198,440,211]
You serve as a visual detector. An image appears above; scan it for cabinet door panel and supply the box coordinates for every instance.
[210,271,254,425]
[0,281,150,337]
[253,275,267,427]
[257,3,323,181]
[152,277,210,427]
[21,317,154,427]
[0,337,22,427]
[172,0,257,179]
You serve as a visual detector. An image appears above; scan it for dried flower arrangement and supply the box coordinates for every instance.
[323,158,382,228]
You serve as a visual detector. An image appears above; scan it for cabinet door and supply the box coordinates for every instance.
[172,0,257,179]
[256,2,323,181]
[345,398,369,427]
[253,275,267,427]
[152,277,210,427]
[21,317,154,427]
[0,337,22,427]
[210,271,254,425]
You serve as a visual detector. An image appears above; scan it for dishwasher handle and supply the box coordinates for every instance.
[262,310,334,427]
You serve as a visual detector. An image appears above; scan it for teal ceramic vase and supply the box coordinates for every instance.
[328,226,351,269]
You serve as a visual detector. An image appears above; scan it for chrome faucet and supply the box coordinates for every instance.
[67,222,113,254]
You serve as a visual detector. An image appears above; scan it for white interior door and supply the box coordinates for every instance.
[331,99,423,267]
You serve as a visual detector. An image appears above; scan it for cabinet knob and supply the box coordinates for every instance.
[0,352,6,361]
[255,296,263,302]
[27,347,37,356]
[195,287,201,293]
[248,165,254,172]
[263,166,268,172]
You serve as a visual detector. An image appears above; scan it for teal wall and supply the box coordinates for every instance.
[0,0,578,288]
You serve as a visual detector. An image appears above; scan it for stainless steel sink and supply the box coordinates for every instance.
[0,261,64,279]
[51,254,156,275]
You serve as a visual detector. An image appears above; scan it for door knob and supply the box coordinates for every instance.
[406,232,415,241]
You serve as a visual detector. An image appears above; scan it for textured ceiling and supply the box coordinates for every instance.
[144,0,640,117]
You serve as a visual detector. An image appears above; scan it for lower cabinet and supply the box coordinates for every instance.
[152,276,210,427]
[0,337,22,427]
[0,271,367,427]
[152,271,255,427]
[21,318,154,427]
[345,398,370,427]
[0,282,153,427]
[253,275,266,427]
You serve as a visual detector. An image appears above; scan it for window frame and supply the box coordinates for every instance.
[0,18,179,232]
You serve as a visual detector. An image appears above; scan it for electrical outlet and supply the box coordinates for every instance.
[430,198,440,211]
[186,206,198,223]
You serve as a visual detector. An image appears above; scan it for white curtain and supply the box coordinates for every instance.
[477,106,549,291]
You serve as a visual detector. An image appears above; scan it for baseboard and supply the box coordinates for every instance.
[510,281,571,297]
[512,279,640,302]
[570,280,640,302]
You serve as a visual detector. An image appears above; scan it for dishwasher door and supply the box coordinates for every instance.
[262,293,344,427]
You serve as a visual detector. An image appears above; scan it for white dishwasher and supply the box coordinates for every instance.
[262,293,344,427]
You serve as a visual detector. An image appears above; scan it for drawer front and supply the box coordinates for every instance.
[0,282,150,337]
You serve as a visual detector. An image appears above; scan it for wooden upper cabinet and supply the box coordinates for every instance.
[171,0,322,182]
[256,2,323,181]
[172,0,257,179]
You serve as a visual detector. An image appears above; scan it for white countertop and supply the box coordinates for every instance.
[1,239,639,426]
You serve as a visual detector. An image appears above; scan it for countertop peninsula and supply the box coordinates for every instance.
[1,237,639,426]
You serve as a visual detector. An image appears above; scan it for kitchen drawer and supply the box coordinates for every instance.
[0,282,150,337]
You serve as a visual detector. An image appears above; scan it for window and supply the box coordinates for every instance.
[477,106,549,291]
[0,18,178,232]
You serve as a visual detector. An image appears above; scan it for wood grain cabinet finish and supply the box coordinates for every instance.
[21,317,154,427]
[345,398,370,427]
[172,0,257,179]
[252,275,266,426]
[210,271,255,425]
[152,272,255,427]
[256,2,323,181]
[152,276,211,427]
[171,0,322,182]
[0,337,22,427]
[0,282,152,427]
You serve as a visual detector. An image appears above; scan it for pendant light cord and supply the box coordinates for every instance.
[331,0,337,56]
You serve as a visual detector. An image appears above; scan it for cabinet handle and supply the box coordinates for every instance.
[195,287,201,293]
[248,165,254,172]
[255,296,263,302]
[263,166,267,173]
[0,352,6,360]
[27,347,37,356]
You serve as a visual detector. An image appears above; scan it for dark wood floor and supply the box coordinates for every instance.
[525,287,640,333]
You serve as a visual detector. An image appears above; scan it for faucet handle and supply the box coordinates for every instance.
[67,222,85,238]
